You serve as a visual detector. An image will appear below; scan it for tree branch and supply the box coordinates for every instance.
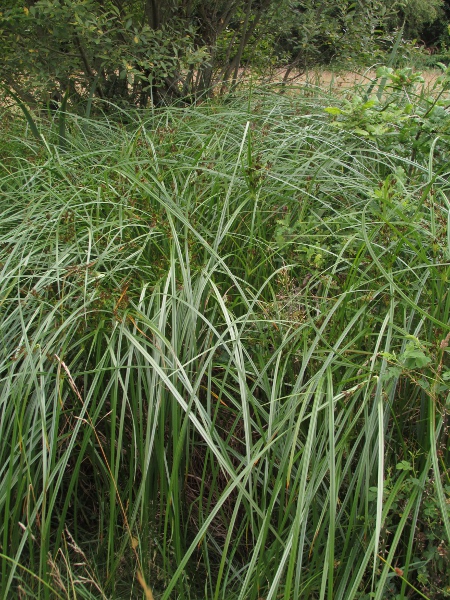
[73,34,104,99]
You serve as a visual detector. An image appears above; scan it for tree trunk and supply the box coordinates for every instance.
[221,0,272,88]
[231,0,252,87]
[144,0,160,29]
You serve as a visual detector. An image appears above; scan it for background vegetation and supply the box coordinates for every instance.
[1,0,450,108]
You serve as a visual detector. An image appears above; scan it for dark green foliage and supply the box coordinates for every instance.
[1,0,446,111]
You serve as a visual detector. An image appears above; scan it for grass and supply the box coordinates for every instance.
[0,73,449,599]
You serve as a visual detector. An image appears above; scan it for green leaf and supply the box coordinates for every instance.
[325,106,342,115]
[396,461,413,471]
[399,348,431,369]
[0,84,42,143]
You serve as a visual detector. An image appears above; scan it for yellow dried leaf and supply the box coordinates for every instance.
[136,571,154,600]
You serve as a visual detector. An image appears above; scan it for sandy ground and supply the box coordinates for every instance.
[243,67,443,92]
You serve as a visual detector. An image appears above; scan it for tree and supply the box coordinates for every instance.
[0,0,434,110]
[397,0,444,40]
[0,0,280,108]
[0,0,206,107]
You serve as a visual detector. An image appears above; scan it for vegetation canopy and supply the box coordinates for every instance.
[1,0,449,109]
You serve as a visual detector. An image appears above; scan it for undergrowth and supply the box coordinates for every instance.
[0,69,449,599]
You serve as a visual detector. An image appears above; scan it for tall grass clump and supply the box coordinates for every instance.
[0,69,449,599]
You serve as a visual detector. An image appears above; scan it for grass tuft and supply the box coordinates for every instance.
[1,76,449,599]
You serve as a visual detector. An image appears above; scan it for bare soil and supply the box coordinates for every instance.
[237,67,443,93]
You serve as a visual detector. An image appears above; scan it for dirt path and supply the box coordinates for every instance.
[240,67,443,93]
